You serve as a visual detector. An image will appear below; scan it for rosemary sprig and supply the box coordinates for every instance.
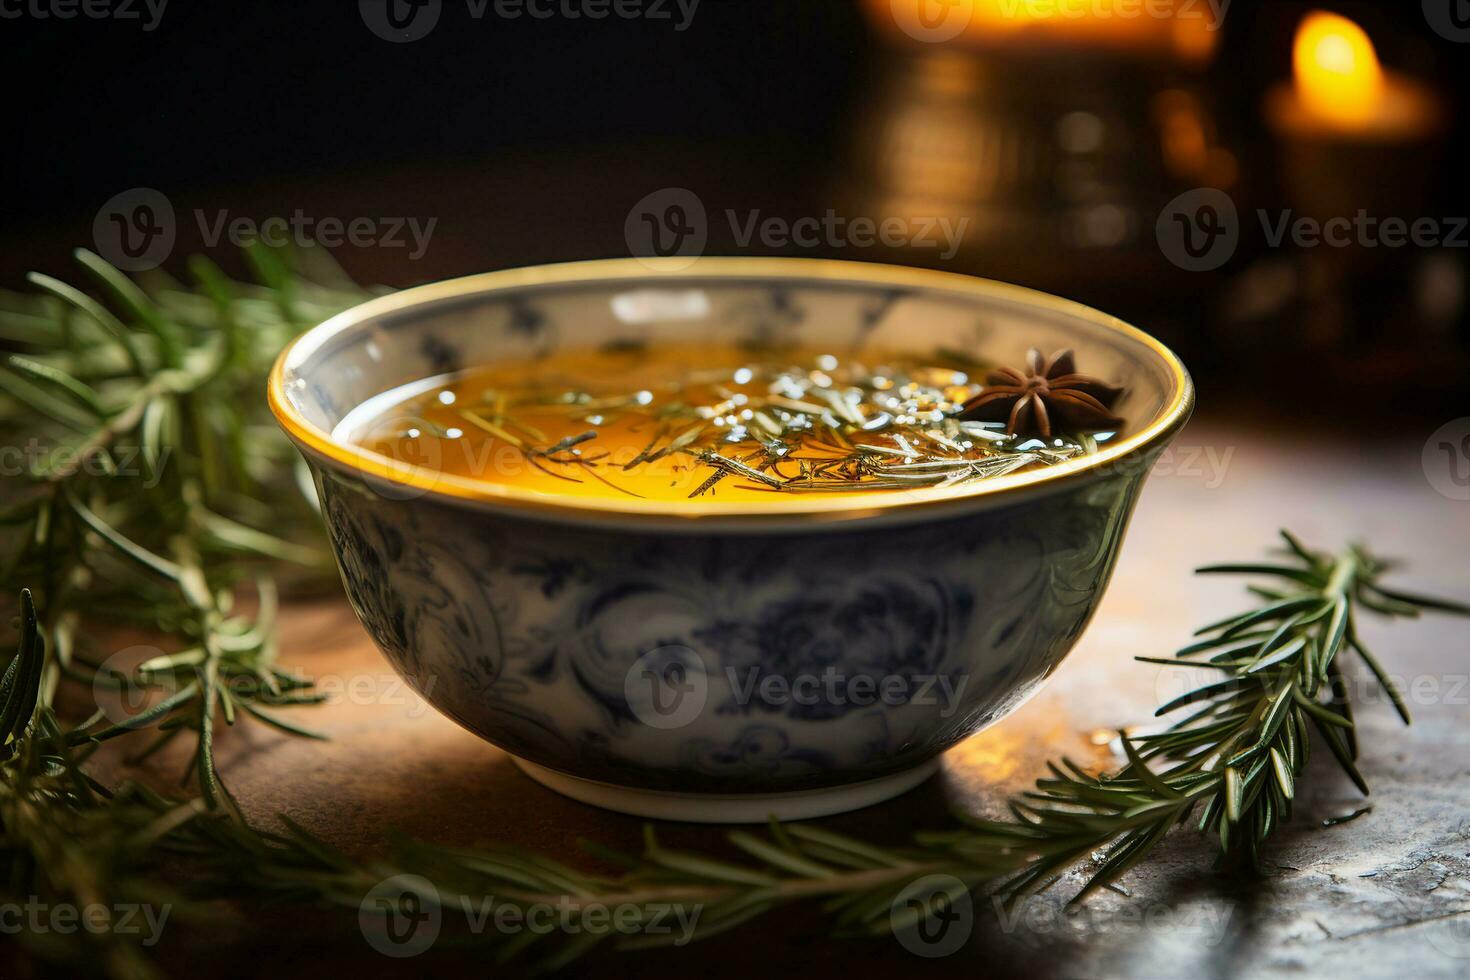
[1,246,366,815]
[4,532,1465,974]
[3,254,1466,975]
[384,350,1094,498]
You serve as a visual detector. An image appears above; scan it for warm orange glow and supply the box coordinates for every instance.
[1292,11,1384,128]
[1154,89,1238,187]
[867,0,1220,62]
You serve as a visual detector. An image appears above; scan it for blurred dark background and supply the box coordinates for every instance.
[2,0,1465,428]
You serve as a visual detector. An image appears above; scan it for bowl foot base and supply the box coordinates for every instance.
[510,757,939,823]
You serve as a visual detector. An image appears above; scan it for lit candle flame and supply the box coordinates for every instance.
[1293,11,1384,127]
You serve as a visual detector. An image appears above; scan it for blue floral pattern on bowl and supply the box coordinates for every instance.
[271,259,1192,811]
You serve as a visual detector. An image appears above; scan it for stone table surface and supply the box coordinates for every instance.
[95,420,1470,980]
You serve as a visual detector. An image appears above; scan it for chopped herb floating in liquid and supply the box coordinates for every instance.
[350,345,1125,502]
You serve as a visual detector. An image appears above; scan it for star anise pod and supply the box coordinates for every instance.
[958,348,1123,439]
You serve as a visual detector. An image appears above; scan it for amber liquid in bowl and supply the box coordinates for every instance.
[339,343,1118,504]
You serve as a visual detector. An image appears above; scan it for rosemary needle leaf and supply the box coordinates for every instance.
[1244,636,1308,673]
[63,489,183,581]
[4,354,106,416]
[727,832,836,878]
[1224,767,1243,824]
[0,364,97,431]
[71,682,202,744]
[1195,563,1321,584]
[1270,747,1295,800]
[25,271,147,374]
[785,824,912,868]
[1278,529,1320,566]
[1119,731,1180,799]
[1348,637,1411,725]
[1155,677,1250,716]
[74,249,182,366]
[1363,583,1470,616]
[237,702,329,741]
[644,847,780,887]
[1311,719,1371,795]
[5,248,1470,977]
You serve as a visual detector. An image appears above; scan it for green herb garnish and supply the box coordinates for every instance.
[405,353,1100,498]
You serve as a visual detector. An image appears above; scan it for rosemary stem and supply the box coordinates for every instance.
[40,370,185,483]
[498,861,958,910]
[1326,554,1359,603]
[4,239,1467,978]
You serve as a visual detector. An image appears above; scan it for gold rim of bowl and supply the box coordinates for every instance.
[268,257,1195,530]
